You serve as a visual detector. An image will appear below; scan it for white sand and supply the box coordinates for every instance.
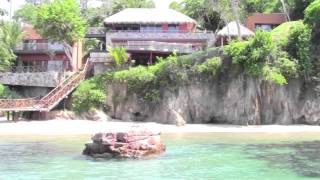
[1,119,320,135]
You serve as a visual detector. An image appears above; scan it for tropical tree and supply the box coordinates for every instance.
[0,21,24,71]
[170,0,223,32]
[304,0,320,41]
[111,0,155,14]
[16,0,87,70]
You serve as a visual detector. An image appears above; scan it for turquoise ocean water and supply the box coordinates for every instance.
[0,133,320,180]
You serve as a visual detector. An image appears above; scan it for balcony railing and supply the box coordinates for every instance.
[15,43,64,51]
[9,66,48,73]
[113,41,197,53]
[105,31,215,48]
[107,29,213,33]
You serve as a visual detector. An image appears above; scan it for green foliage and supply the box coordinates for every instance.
[262,64,287,85]
[271,21,303,45]
[243,0,281,13]
[304,0,320,41]
[274,54,298,78]
[225,30,301,85]
[225,30,274,76]
[0,21,24,71]
[243,0,314,20]
[0,84,20,99]
[192,57,222,78]
[108,47,128,69]
[111,0,155,14]
[112,65,156,95]
[286,22,312,79]
[35,0,87,44]
[84,0,155,27]
[271,21,312,79]
[72,77,106,113]
[171,0,223,31]
[102,52,223,103]
[14,4,38,24]
[17,0,87,45]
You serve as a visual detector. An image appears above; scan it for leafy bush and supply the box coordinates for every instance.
[262,65,287,85]
[108,46,129,69]
[72,77,106,113]
[225,30,274,76]
[102,51,223,103]
[193,57,222,78]
[274,55,298,78]
[304,0,320,40]
[0,84,20,99]
[286,23,312,79]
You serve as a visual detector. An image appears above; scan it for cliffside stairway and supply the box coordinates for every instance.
[0,59,92,112]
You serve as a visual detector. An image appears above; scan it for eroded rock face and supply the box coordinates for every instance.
[83,130,166,159]
[105,60,320,125]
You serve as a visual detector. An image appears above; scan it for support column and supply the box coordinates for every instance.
[6,112,10,121]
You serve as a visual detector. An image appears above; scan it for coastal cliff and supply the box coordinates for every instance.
[105,58,320,126]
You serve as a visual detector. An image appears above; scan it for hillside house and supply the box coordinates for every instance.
[86,8,215,74]
[246,13,287,32]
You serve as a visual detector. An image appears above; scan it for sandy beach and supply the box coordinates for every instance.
[0,119,320,135]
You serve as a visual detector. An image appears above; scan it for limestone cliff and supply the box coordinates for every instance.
[104,58,320,126]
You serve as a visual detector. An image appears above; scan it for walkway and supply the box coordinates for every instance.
[0,59,92,112]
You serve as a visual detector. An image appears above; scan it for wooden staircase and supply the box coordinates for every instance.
[0,59,92,112]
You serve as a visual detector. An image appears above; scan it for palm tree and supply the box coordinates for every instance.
[108,46,128,70]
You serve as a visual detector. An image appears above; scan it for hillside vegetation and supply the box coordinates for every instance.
[73,15,319,113]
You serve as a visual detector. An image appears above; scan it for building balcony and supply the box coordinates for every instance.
[15,43,65,53]
[106,30,215,42]
[113,41,197,54]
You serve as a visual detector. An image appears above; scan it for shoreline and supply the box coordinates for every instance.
[0,119,320,135]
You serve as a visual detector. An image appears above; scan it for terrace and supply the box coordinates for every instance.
[15,42,65,53]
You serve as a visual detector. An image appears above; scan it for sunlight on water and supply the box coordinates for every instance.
[0,133,320,180]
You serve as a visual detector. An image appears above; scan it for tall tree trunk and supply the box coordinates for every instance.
[280,0,291,21]
[231,0,242,40]
[63,41,74,70]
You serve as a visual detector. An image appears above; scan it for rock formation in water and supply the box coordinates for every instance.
[105,57,320,126]
[83,129,166,159]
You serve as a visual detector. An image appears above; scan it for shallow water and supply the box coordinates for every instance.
[0,133,320,180]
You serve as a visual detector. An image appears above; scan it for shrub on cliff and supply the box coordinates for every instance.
[0,84,19,99]
[225,30,275,76]
[192,57,222,78]
[286,23,312,80]
[225,30,300,85]
[102,51,223,103]
[72,77,106,113]
[304,0,320,41]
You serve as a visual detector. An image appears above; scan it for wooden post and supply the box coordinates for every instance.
[149,52,153,65]
[6,112,10,121]
[12,111,16,122]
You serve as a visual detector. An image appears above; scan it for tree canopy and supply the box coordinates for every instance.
[304,0,320,41]
[35,0,87,45]
[170,0,223,32]
[85,0,155,27]
[0,21,24,70]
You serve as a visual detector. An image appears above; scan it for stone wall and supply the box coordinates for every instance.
[0,71,63,87]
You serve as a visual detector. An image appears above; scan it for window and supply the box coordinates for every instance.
[140,25,162,33]
[168,24,179,33]
[255,24,279,32]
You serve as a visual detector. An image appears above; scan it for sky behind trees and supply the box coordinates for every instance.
[1,0,183,20]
